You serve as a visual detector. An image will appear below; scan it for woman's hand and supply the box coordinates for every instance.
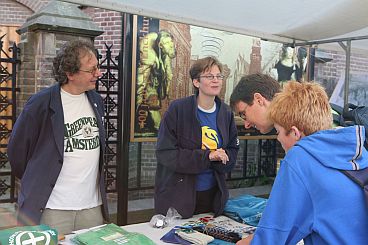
[209,148,229,164]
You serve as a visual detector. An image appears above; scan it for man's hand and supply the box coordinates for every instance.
[209,148,229,164]
[236,234,254,245]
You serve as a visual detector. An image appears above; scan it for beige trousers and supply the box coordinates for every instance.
[40,205,104,235]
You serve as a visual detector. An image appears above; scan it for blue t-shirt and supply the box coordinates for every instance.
[196,102,222,191]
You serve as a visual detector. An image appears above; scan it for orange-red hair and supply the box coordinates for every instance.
[268,81,332,136]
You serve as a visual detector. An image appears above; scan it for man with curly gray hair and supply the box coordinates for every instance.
[8,39,109,235]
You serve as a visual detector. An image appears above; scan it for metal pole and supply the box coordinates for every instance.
[338,40,351,113]
[293,35,368,47]
[117,13,133,226]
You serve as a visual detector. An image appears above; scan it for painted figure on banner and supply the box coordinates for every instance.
[136,30,176,136]
[296,47,308,81]
[270,46,299,85]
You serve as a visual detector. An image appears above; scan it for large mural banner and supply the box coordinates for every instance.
[130,15,312,142]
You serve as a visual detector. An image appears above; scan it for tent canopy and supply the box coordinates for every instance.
[61,0,368,48]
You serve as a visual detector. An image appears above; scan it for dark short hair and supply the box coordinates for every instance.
[230,73,280,108]
[190,56,223,80]
[53,39,97,84]
[189,57,223,93]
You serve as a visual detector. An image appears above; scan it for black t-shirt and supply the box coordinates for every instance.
[275,61,297,81]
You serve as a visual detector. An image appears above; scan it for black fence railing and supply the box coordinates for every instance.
[0,34,20,203]
[96,44,121,194]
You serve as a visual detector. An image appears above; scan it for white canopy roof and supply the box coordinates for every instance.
[62,0,368,47]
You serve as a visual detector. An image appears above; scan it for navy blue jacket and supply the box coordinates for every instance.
[154,95,239,218]
[8,84,109,224]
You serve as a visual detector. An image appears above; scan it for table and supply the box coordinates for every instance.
[125,216,303,245]
[122,213,218,244]
[122,217,191,244]
[61,213,253,244]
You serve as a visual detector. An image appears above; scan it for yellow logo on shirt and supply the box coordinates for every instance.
[202,126,219,150]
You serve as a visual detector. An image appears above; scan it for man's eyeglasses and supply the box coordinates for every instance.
[79,65,100,74]
[198,74,224,81]
[238,104,249,120]
[239,111,247,120]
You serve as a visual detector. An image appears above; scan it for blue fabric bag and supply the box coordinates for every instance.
[223,194,267,226]
[160,227,192,245]
[161,227,235,245]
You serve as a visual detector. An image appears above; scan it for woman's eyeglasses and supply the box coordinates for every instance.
[198,74,224,81]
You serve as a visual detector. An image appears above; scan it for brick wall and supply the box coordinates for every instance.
[0,0,50,26]
[16,0,49,12]
[128,142,156,199]
[314,48,368,98]
[1,1,122,58]
[1,0,33,25]
[82,7,122,59]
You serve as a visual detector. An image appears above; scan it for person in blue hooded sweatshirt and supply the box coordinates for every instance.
[237,81,368,245]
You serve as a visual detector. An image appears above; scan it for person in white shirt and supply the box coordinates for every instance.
[8,40,109,235]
